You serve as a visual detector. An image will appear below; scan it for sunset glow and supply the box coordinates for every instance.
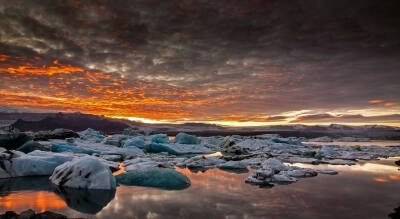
[0,0,399,126]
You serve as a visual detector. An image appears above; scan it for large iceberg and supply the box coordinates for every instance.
[0,150,75,178]
[174,133,200,144]
[116,167,191,190]
[50,157,116,190]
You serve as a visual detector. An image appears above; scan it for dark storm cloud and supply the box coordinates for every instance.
[0,0,399,122]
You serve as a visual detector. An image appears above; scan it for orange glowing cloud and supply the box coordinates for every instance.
[384,102,396,107]
[369,99,384,104]
[0,57,226,120]
[0,54,9,62]
[0,61,85,76]
[373,177,388,182]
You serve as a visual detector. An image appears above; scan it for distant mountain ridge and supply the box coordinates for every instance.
[0,112,399,139]
[10,113,129,133]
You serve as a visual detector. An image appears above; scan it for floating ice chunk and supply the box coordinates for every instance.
[245,158,318,186]
[323,159,356,165]
[272,174,298,183]
[50,142,100,155]
[123,136,145,148]
[102,134,129,147]
[50,157,116,190]
[288,157,319,164]
[0,131,32,150]
[217,160,248,169]
[235,139,268,151]
[174,133,200,144]
[100,147,144,158]
[151,134,169,143]
[123,158,169,172]
[145,143,212,155]
[281,169,318,177]
[271,137,302,145]
[122,127,142,136]
[116,167,190,190]
[317,169,338,175]
[78,128,106,142]
[316,146,341,158]
[262,158,288,172]
[16,141,49,153]
[0,150,75,178]
[98,154,122,162]
[179,156,225,169]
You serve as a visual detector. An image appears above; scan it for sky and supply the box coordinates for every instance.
[0,0,399,126]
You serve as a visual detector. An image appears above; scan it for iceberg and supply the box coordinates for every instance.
[0,131,32,150]
[174,132,200,144]
[50,157,116,190]
[116,167,191,190]
[150,134,169,143]
[245,158,318,185]
[178,156,225,170]
[123,136,146,149]
[50,142,100,155]
[217,160,249,170]
[122,127,142,136]
[78,128,106,143]
[16,140,49,153]
[0,150,75,178]
[102,134,129,147]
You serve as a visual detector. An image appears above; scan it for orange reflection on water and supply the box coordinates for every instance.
[113,162,126,176]
[0,191,66,212]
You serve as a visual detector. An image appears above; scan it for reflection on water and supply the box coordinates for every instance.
[0,156,399,218]
[52,186,116,214]
[0,177,66,212]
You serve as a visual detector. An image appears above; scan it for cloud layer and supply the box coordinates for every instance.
[0,0,399,125]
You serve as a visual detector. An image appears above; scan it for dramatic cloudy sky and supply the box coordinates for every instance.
[0,0,399,126]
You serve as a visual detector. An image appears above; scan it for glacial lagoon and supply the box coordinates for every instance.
[1,141,399,219]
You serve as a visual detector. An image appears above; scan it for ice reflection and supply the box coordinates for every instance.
[0,157,399,218]
[52,186,116,214]
[0,176,115,215]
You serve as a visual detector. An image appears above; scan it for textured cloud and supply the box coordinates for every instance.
[0,0,399,125]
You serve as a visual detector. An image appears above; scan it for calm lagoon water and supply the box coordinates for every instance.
[1,141,400,219]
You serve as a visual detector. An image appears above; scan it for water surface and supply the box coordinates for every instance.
[1,142,400,218]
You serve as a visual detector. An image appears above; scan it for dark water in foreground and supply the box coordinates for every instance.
[0,157,399,218]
